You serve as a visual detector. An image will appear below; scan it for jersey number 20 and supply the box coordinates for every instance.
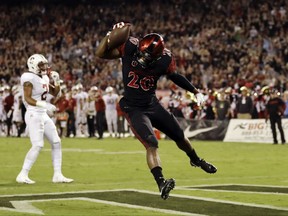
[127,71,155,91]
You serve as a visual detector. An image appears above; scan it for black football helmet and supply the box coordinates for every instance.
[137,33,164,68]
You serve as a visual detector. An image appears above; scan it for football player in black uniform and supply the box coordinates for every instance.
[96,22,217,200]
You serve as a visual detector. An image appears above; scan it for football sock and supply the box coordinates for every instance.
[22,146,42,174]
[51,142,62,174]
[151,166,165,188]
[187,149,201,164]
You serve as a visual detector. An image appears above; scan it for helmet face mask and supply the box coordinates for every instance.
[137,33,164,68]
[27,54,49,75]
[137,51,153,68]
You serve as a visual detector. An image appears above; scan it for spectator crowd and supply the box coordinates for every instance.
[1,0,288,137]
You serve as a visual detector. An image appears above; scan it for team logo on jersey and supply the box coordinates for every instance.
[131,61,138,67]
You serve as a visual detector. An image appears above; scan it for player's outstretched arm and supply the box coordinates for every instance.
[167,72,198,94]
[168,72,205,106]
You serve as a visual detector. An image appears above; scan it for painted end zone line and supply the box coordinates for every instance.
[1,189,288,215]
[4,197,205,216]
[137,189,288,212]
[78,197,205,216]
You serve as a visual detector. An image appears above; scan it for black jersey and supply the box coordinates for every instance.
[266,97,286,118]
[119,37,176,107]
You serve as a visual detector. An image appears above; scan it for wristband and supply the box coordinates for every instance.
[36,100,46,108]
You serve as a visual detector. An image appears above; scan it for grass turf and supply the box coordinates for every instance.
[0,137,287,215]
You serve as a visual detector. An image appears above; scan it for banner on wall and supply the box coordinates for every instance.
[177,118,229,140]
[224,119,288,143]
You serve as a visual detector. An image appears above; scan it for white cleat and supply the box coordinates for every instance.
[52,174,74,183]
[16,174,35,184]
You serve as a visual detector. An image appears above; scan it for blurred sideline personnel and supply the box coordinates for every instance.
[11,85,25,137]
[95,87,106,139]
[236,86,254,119]
[103,86,119,137]
[87,86,98,138]
[16,54,73,184]
[74,83,89,137]
[265,89,286,144]
[96,22,217,200]
[54,86,69,138]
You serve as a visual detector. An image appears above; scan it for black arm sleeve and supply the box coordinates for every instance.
[167,73,198,94]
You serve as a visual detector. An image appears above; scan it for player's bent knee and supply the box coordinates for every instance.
[51,141,61,149]
[31,145,42,153]
[171,130,185,142]
[146,135,158,148]
[49,136,61,145]
[31,140,44,148]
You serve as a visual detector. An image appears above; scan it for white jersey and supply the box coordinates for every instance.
[74,91,88,113]
[103,93,119,111]
[20,72,50,113]
[87,100,96,116]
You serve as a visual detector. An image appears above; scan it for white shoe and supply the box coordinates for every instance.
[52,174,74,183]
[16,174,35,184]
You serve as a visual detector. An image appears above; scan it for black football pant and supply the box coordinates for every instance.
[96,112,105,138]
[120,98,184,149]
[87,115,95,137]
[270,116,285,143]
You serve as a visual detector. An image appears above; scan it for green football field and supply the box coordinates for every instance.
[0,137,288,216]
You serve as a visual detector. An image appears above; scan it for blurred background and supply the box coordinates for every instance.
[1,0,288,139]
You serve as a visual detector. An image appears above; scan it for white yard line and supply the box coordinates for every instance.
[42,148,144,154]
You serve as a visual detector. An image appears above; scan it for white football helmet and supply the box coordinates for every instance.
[71,86,79,95]
[105,86,113,93]
[27,54,49,75]
[90,86,98,91]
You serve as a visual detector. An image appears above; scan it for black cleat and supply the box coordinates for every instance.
[191,159,217,174]
[159,178,175,200]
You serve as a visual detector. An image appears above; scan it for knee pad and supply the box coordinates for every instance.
[146,135,158,148]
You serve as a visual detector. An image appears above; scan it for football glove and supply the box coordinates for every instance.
[36,101,56,115]
[195,92,205,106]
[113,22,125,29]
[50,71,62,86]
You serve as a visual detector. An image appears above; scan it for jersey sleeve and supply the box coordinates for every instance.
[166,55,177,75]
[20,73,34,86]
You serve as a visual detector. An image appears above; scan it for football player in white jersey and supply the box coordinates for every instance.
[103,86,119,137]
[16,54,73,184]
[74,83,89,137]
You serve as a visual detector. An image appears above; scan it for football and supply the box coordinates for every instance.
[108,23,131,49]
